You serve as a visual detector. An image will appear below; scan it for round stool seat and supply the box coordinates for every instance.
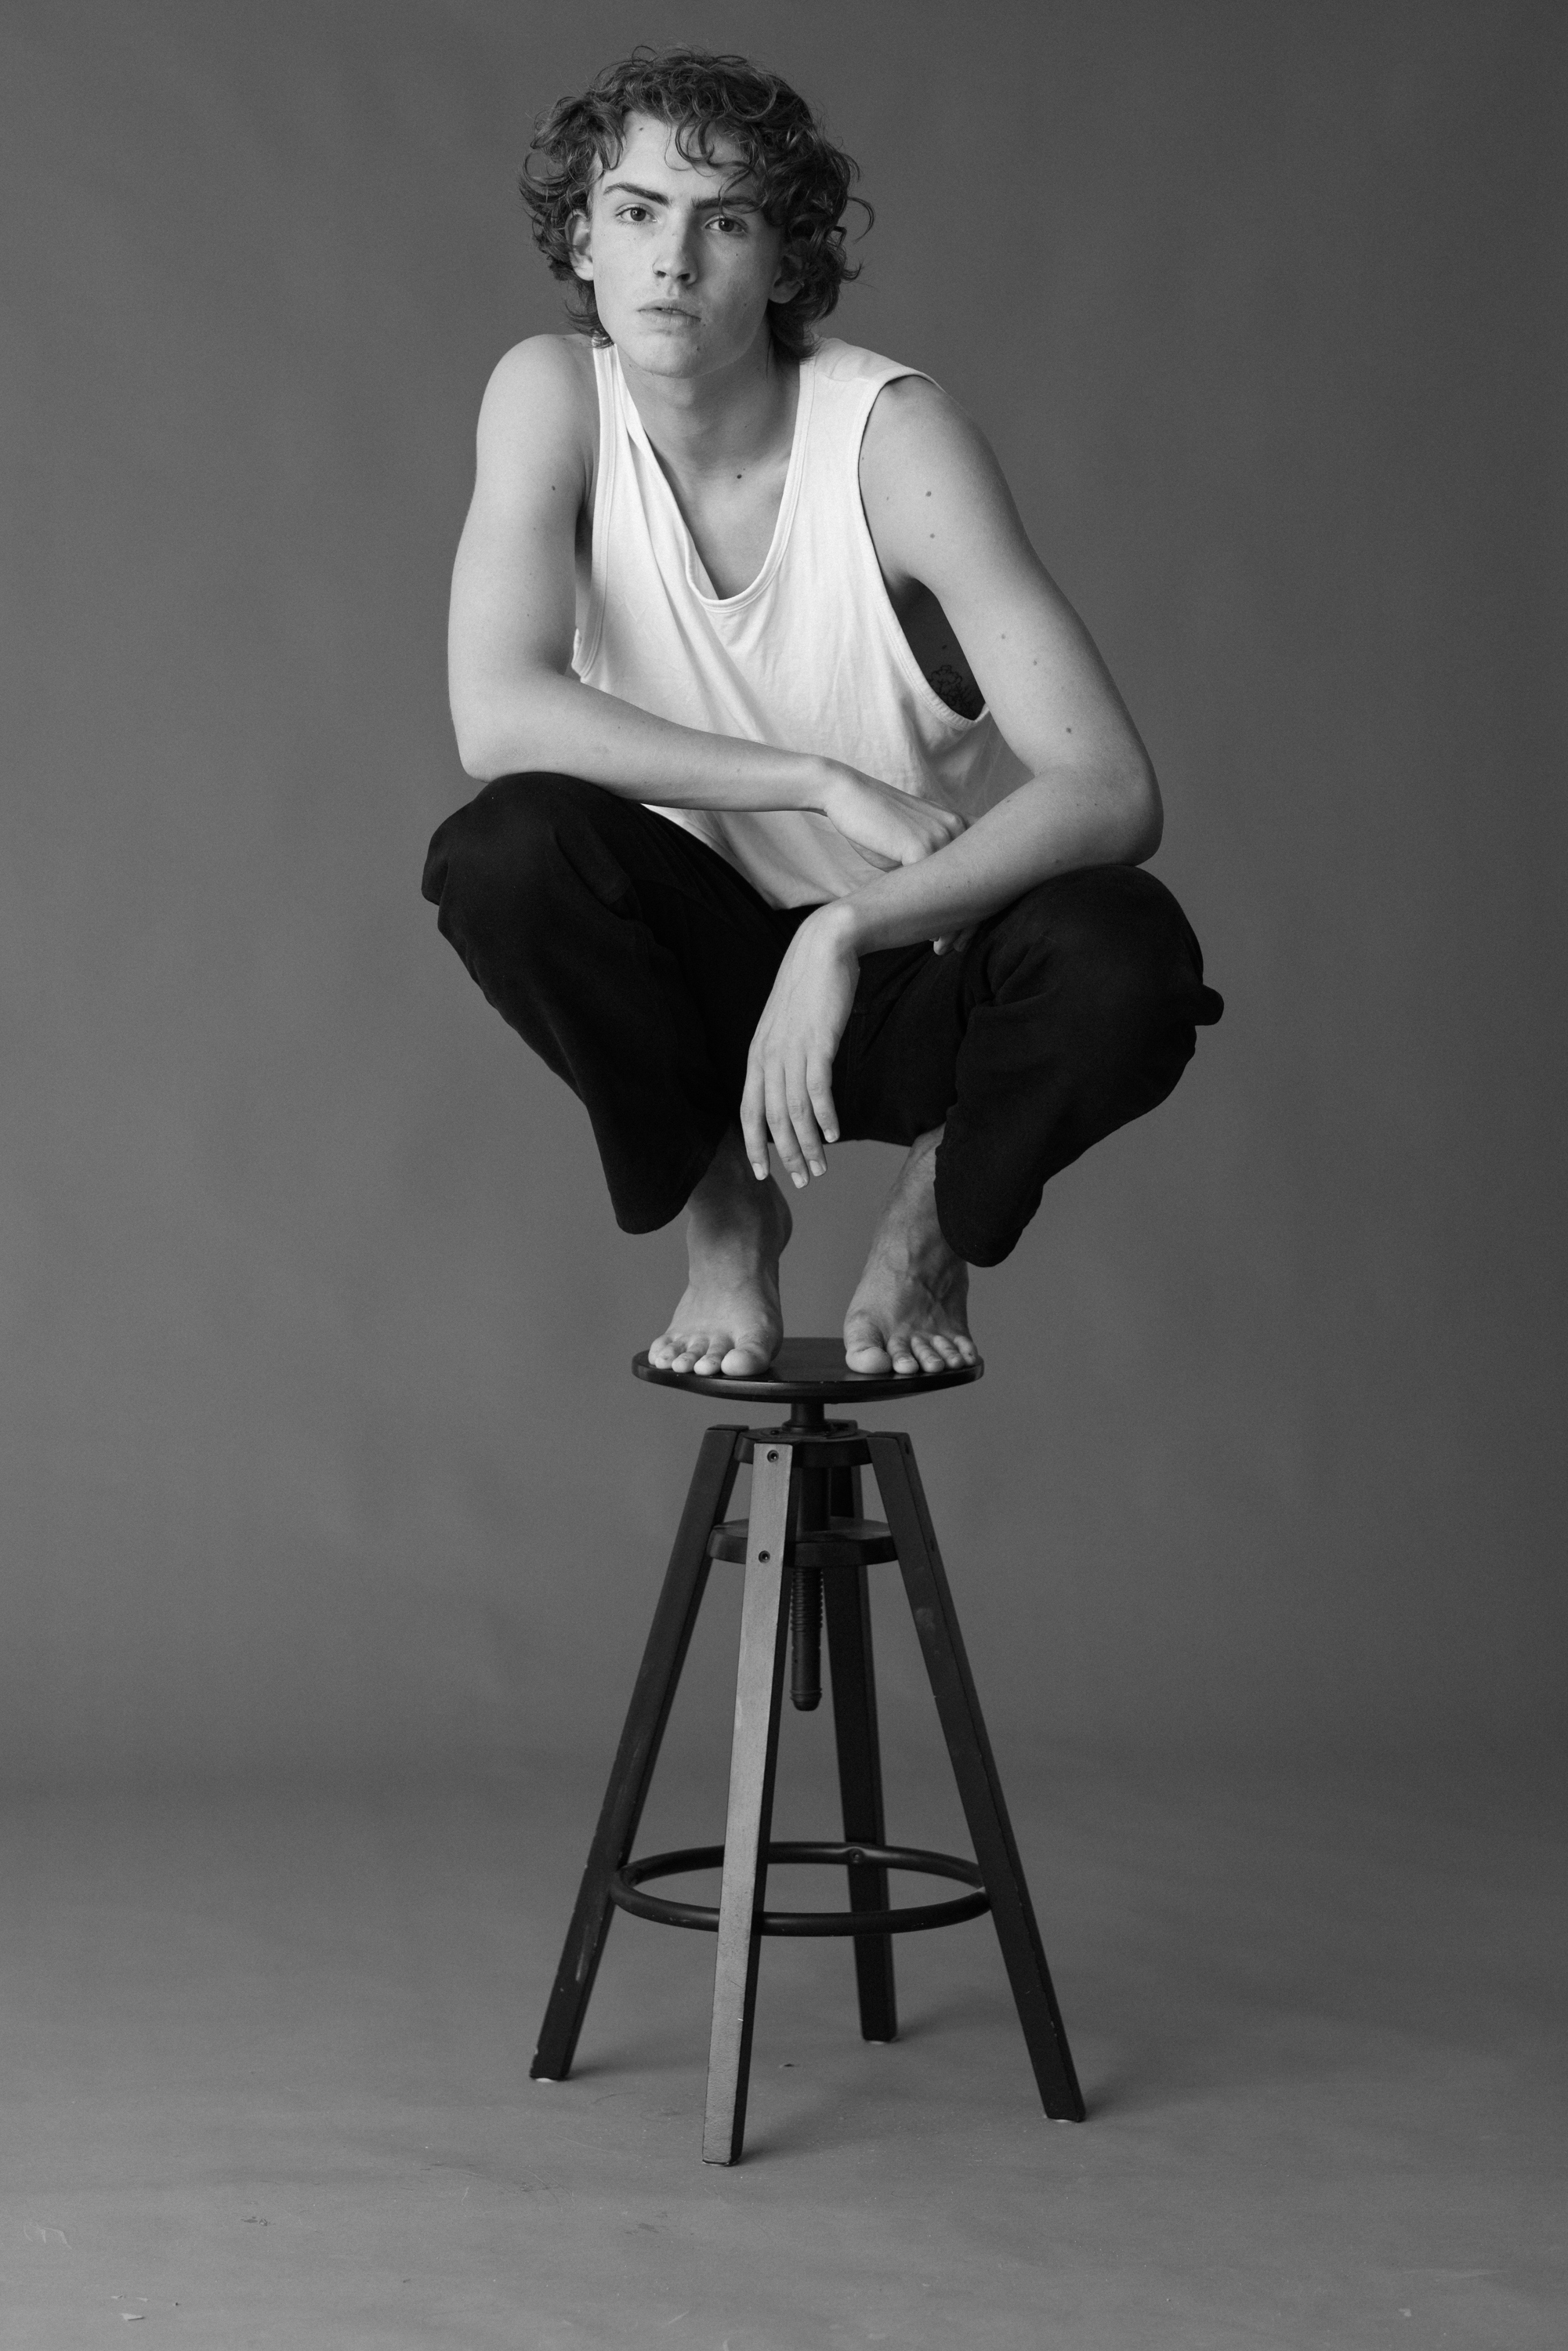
[633,1334,983,1406]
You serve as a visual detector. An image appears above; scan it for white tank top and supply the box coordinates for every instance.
[572,337,1028,909]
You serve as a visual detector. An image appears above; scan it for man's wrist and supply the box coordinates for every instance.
[804,894,867,955]
[793,754,842,817]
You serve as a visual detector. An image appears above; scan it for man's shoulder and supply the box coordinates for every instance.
[856,364,1009,588]
[475,335,597,487]
[810,335,929,393]
[483,331,596,416]
[858,365,977,482]
[809,338,959,452]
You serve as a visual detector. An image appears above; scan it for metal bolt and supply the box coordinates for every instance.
[766,1449,780,1462]
[758,1549,771,1562]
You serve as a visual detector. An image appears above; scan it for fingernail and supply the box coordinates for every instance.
[824,1131,838,1144]
[791,1172,807,1189]
[808,1158,825,1177]
[751,1164,769,1179]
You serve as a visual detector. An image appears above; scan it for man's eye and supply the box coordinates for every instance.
[711,214,747,234]
[618,205,650,222]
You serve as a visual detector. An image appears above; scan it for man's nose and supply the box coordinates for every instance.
[654,221,699,282]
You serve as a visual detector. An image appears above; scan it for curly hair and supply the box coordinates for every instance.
[519,46,870,361]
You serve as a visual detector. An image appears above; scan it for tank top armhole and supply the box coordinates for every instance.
[849,367,990,736]
[574,341,615,679]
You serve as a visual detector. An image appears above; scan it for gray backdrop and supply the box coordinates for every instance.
[5,0,1563,1786]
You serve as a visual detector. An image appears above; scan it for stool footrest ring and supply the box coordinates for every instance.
[609,1841,990,1936]
[708,1516,897,1569]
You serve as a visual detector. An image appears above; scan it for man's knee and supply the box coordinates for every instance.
[986,865,1213,1034]
[420,772,613,933]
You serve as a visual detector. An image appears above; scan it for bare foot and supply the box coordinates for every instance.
[648,1128,791,1378]
[843,1127,978,1376]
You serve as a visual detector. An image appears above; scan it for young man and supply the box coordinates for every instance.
[424,48,1222,1378]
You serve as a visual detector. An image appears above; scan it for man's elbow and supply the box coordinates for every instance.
[1116,757,1163,865]
[451,665,567,783]
[454,730,505,784]
[451,693,526,784]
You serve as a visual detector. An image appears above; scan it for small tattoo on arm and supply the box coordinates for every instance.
[928,665,984,721]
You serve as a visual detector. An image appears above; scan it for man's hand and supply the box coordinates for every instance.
[743,777,968,1183]
[818,765,967,871]
[821,765,975,952]
[741,904,862,1186]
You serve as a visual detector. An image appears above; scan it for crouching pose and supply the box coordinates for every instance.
[423,47,1222,1378]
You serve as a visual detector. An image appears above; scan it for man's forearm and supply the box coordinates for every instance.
[827,766,1161,955]
[457,670,823,815]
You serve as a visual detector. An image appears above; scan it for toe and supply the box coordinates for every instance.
[843,1313,893,1375]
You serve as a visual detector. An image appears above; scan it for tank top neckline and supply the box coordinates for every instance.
[601,341,819,615]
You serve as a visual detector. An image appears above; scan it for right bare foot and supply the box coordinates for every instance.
[842,1125,977,1376]
[647,1129,791,1378]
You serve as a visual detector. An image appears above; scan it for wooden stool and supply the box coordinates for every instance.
[531,1339,1085,2163]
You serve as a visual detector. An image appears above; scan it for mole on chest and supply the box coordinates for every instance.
[672,465,788,600]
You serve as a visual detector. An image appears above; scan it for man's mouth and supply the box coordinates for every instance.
[641,303,700,321]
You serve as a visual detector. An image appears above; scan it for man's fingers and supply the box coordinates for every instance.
[761,1061,802,1185]
[766,1087,808,1186]
[769,1076,820,1186]
[806,1056,839,1149]
[899,811,965,866]
[763,1063,831,1186]
[741,1060,770,1179]
[785,1083,827,1178]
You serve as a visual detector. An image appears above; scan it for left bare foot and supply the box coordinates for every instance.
[842,1127,978,1375]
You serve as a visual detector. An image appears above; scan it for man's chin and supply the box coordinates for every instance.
[621,342,708,380]
[610,323,713,379]
[604,310,774,382]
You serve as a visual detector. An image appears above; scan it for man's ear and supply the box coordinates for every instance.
[567,208,594,281]
[769,250,802,306]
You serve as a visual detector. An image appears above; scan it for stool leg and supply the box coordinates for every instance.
[867,1433,1087,2123]
[531,1425,744,2084]
[824,1548,898,2043]
[702,1440,795,2164]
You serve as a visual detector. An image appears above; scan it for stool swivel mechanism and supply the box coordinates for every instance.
[531,1340,1085,2164]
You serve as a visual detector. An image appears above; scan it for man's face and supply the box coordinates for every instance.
[570,111,796,379]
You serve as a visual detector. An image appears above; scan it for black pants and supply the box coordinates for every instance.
[421,773,1222,1266]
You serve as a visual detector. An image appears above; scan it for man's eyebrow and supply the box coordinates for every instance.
[600,179,759,211]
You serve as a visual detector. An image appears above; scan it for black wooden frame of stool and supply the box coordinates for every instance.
[530,1411,1085,2163]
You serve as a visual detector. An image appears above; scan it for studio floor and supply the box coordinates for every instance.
[2,1751,1562,2349]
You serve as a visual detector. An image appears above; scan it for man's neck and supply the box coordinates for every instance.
[616,332,799,484]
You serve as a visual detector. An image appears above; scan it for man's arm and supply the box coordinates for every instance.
[741,379,1164,1183]
[844,375,1162,951]
[446,339,962,872]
